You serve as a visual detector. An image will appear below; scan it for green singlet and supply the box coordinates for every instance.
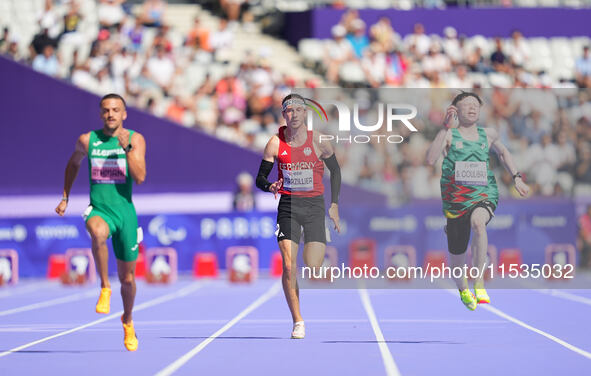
[440,127,498,219]
[84,129,140,262]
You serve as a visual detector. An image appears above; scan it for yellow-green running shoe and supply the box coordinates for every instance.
[474,288,490,304]
[460,289,477,311]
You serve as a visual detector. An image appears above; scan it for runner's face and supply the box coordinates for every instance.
[100,98,127,130]
[283,105,306,129]
[456,96,480,125]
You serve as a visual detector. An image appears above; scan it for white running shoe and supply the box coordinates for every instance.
[291,321,305,339]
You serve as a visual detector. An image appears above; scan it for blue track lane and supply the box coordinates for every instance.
[0,279,590,376]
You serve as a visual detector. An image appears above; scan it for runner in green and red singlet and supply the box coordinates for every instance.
[55,94,146,351]
[426,92,529,310]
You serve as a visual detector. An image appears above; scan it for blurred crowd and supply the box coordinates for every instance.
[318,9,591,89]
[1,1,591,203]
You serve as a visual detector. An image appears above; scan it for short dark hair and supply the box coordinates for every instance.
[451,91,482,106]
[282,93,306,106]
[100,93,126,108]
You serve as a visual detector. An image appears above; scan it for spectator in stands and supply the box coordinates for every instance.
[217,75,246,126]
[576,141,591,185]
[0,26,10,53]
[523,110,551,144]
[29,27,57,60]
[505,30,530,67]
[32,44,60,77]
[490,37,510,73]
[60,1,85,48]
[126,19,145,52]
[98,0,126,31]
[404,66,430,88]
[575,46,591,88]
[88,35,109,75]
[446,64,473,88]
[210,18,234,52]
[339,9,359,35]
[220,0,246,23]
[347,19,370,59]
[362,43,387,88]
[385,48,407,85]
[370,17,399,52]
[466,46,491,74]
[71,60,98,92]
[233,172,256,212]
[132,64,160,94]
[0,27,10,53]
[38,0,61,39]
[96,66,116,94]
[4,37,23,62]
[442,26,462,64]
[151,24,173,53]
[578,205,591,268]
[404,23,430,57]
[193,75,219,133]
[555,132,576,194]
[166,96,187,124]
[146,46,175,93]
[247,59,276,116]
[111,47,133,83]
[421,43,451,78]
[186,17,211,52]
[139,0,166,28]
[324,24,353,84]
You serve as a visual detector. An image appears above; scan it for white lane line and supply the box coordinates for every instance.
[443,288,591,360]
[0,282,56,298]
[0,282,205,358]
[130,318,507,326]
[155,282,281,376]
[0,290,96,317]
[536,289,591,307]
[358,289,402,376]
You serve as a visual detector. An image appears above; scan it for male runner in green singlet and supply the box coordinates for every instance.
[426,92,529,310]
[55,94,146,351]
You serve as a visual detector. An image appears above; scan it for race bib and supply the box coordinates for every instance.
[455,161,487,186]
[282,169,313,191]
[91,158,126,184]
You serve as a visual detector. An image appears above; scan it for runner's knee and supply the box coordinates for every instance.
[119,271,135,285]
[88,222,109,243]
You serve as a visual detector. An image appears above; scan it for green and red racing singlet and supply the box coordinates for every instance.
[440,127,498,218]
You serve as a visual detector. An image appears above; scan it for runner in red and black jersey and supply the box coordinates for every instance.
[256,94,341,339]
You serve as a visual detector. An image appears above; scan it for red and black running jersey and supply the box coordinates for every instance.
[277,126,324,197]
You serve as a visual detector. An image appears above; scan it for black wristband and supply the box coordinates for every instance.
[512,172,522,181]
[323,153,341,204]
[256,160,274,192]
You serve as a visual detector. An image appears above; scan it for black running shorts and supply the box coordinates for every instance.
[276,195,326,244]
[446,200,496,255]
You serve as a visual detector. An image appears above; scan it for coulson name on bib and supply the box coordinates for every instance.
[91,158,127,184]
[455,161,487,186]
[282,169,313,191]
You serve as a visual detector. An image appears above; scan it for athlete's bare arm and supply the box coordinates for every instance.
[487,127,530,197]
[261,135,283,198]
[116,130,146,185]
[426,129,452,165]
[312,131,334,159]
[263,135,279,162]
[426,106,457,165]
[55,133,90,216]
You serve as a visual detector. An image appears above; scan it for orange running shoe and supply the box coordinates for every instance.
[121,315,138,351]
[95,287,111,314]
